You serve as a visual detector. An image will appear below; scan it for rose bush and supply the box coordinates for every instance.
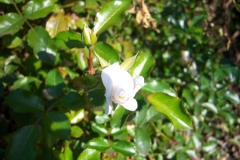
[101,62,144,114]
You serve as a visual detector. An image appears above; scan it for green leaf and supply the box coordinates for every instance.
[135,128,151,155]
[224,91,240,105]
[0,0,22,4]
[233,0,240,12]
[182,88,194,106]
[95,114,110,124]
[93,42,120,65]
[5,89,44,113]
[0,13,25,37]
[112,140,136,156]
[141,80,176,97]
[87,137,109,151]
[3,35,22,48]
[59,92,86,110]
[27,26,57,64]
[120,54,138,71]
[147,93,193,130]
[42,111,71,140]
[110,105,126,128]
[4,63,18,74]
[23,0,56,20]
[11,76,41,91]
[91,123,108,136]
[95,53,111,68]
[129,52,155,79]
[71,126,83,138]
[77,148,100,160]
[93,0,131,35]
[45,69,64,98]
[54,31,85,50]
[202,102,218,114]
[5,125,39,160]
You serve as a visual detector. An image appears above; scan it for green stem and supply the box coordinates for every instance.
[12,0,33,29]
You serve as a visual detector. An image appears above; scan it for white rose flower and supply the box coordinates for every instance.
[101,62,144,115]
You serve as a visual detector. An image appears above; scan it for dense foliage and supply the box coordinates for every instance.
[0,0,240,159]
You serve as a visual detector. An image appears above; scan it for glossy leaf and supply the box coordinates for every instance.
[77,148,100,160]
[5,125,39,160]
[46,12,70,38]
[42,111,71,140]
[95,114,110,124]
[3,35,22,48]
[71,126,83,138]
[129,52,155,79]
[120,54,138,71]
[93,42,120,65]
[59,92,86,110]
[110,105,126,128]
[202,102,218,114]
[95,53,110,68]
[112,140,136,156]
[93,0,131,35]
[135,127,151,155]
[0,13,25,37]
[23,0,56,20]
[224,91,240,105]
[27,26,57,64]
[45,69,64,98]
[91,123,108,136]
[54,31,84,50]
[5,89,44,113]
[141,80,176,97]
[87,137,109,151]
[0,0,22,4]
[11,76,41,91]
[147,93,193,130]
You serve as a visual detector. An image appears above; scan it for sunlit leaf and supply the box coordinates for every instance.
[0,0,22,4]
[129,52,155,79]
[27,26,57,65]
[46,12,70,38]
[42,111,71,140]
[54,31,84,50]
[135,127,151,155]
[91,123,108,136]
[3,35,22,48]
[224,91,240,105]
[87,137,109,151]
[147,92,193,130]
[11,76,41,91]
[93,0,131,35]
[23,0,56,20]
[120,54,138,71]
[71,126,83,138]
[112,140,136,156]
[93,42,120,65]
[45,69,64,98]
[141,80,176,97]
[77,148,100,160]
[0,13,25,37]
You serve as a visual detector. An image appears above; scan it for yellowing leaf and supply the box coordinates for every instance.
[46,12,70,38]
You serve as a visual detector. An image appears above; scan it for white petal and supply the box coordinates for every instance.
[101,62,120,114]
[132,76,144,96]
[105,98,113,115]
[122,98,138,111]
